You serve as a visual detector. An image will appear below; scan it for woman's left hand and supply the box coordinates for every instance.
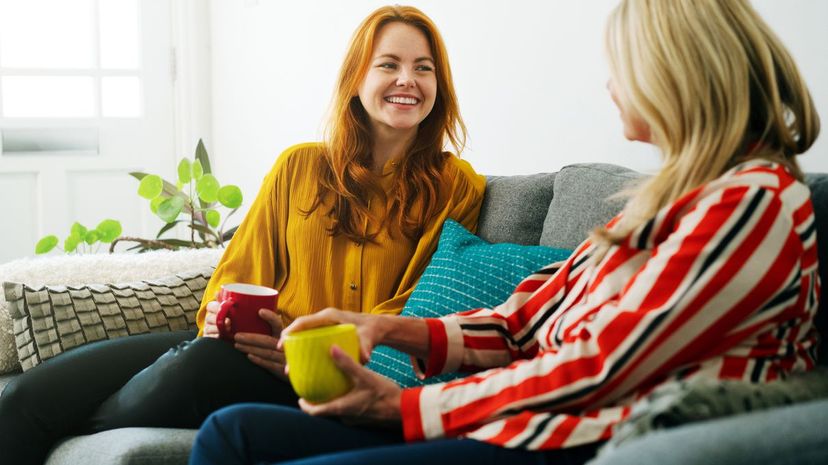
[234,309,288,381]
[299,345,403,426]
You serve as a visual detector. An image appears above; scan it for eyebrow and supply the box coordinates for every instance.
[374,53,435,64]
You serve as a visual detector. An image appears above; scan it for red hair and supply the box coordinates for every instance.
[307,5,467,242]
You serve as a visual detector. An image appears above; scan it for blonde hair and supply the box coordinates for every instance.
[595,0,820,247]
[307,5,466,243]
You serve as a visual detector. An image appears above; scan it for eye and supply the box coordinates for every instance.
[378,62,398,70]
[416,64,434,72]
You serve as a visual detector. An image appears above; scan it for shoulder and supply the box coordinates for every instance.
[699,160,811,212]
[267,142,326,178]
[273,142,326,170]
[441,153,486,197]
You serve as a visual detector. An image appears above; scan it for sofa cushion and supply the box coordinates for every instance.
[607,367,828,449]
[0,248,222,374]
[4,269,212,371]
[45,428,196,465]
[540,163,643,250]
[478,173,556,245]
[588,397,828,465]
[366,219,572,387]
[805,173,828,365]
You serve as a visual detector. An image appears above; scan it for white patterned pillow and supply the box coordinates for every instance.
[0,248,222,373]
[4,269,212,371]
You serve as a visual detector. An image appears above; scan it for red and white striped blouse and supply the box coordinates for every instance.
[400,160,820,450]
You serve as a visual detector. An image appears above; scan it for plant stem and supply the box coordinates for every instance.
[190,181,196,246]
[108,236,177,253]
[218,207,239,245]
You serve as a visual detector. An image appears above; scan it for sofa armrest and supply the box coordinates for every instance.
[589,398,828,465]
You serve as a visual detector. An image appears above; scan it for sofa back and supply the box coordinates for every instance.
[477,163,828,366]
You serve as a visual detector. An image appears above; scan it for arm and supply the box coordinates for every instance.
[281,309,431,362]
[197,147,293,336]
[403,184,807,442]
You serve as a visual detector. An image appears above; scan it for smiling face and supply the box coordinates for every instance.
[357,22,437,139]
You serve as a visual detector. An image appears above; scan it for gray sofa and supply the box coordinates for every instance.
[1,162,826,464]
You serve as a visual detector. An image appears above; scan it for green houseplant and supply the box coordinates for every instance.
[36,140,243,254]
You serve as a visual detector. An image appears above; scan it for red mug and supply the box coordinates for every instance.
[215,283,279,341]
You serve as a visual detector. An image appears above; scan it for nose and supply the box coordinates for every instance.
[396,68,416,88]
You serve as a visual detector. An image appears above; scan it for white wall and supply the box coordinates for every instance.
[209,0,828,218]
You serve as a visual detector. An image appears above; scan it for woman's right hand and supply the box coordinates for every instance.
[202,300,230,338]
[278,308,387,364]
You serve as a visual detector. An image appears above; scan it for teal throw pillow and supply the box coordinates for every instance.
[366,219,572,387]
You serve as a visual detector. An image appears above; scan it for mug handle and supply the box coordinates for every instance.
[215,299,235,339]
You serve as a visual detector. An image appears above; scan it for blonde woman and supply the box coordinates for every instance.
[0,6,485,465]
[189,1,821,464]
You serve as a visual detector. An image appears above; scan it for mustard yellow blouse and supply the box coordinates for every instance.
[196,142,485,334]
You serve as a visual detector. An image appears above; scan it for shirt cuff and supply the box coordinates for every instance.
[401,387,425,442]
[401,384,446,442]
[411,317,464,378]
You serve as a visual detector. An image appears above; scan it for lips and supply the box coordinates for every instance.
[384,95,420,105]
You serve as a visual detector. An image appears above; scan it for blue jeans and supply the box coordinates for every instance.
[189,403,600,465]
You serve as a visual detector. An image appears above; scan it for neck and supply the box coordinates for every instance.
[370,126,417,174]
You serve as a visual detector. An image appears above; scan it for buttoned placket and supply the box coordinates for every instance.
[343,198,369,311]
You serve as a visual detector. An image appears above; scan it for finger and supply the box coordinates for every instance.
[247,353,285,374]
[258,309,283,335]
[282,308,345,338]
[234,332,280,348]
[299,397,341,417]
[206,300,220,313]
[299,388,362,417]
[235,342,286,363]
[225,318,232,331]
[329,345,367,382]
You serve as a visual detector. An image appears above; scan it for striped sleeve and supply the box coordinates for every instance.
[411,241,596,378]
[402,183,806,445]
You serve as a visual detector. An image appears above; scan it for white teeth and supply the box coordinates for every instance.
[385,96,418,105]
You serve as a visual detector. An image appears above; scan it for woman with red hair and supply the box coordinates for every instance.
[0,6,484,465]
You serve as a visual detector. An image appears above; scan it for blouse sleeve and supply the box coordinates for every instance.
[369,156,486,315]
[195,148,294,335]
[401,183,809,442]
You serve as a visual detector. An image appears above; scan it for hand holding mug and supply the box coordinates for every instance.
[279,307,387,364]
[215,283,279,340]
[298,344,402,426]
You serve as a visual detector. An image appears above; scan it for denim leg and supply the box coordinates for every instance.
[189,403,403,465]
[189,403,599,465]
[279,439,600,465]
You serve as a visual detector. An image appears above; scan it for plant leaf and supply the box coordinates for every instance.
[192,159,204,180]
[64,234,81,253]
[35,235,59,254]
[158,238,206,248]
[205,209,220,228]
[197,174,220,203]
[138,175,163,199]
[195,139,212,175]
[217,185,243,209]
[157,196,186,223]
[84,230,100,245]
[155,220,184,239]
[132,172,194,216]
[70,222,88,241]
[178,159,192,184]
[96,219,123,243]
[150,195,166,214]
[187,222,217,238]
[222,226,239,242]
